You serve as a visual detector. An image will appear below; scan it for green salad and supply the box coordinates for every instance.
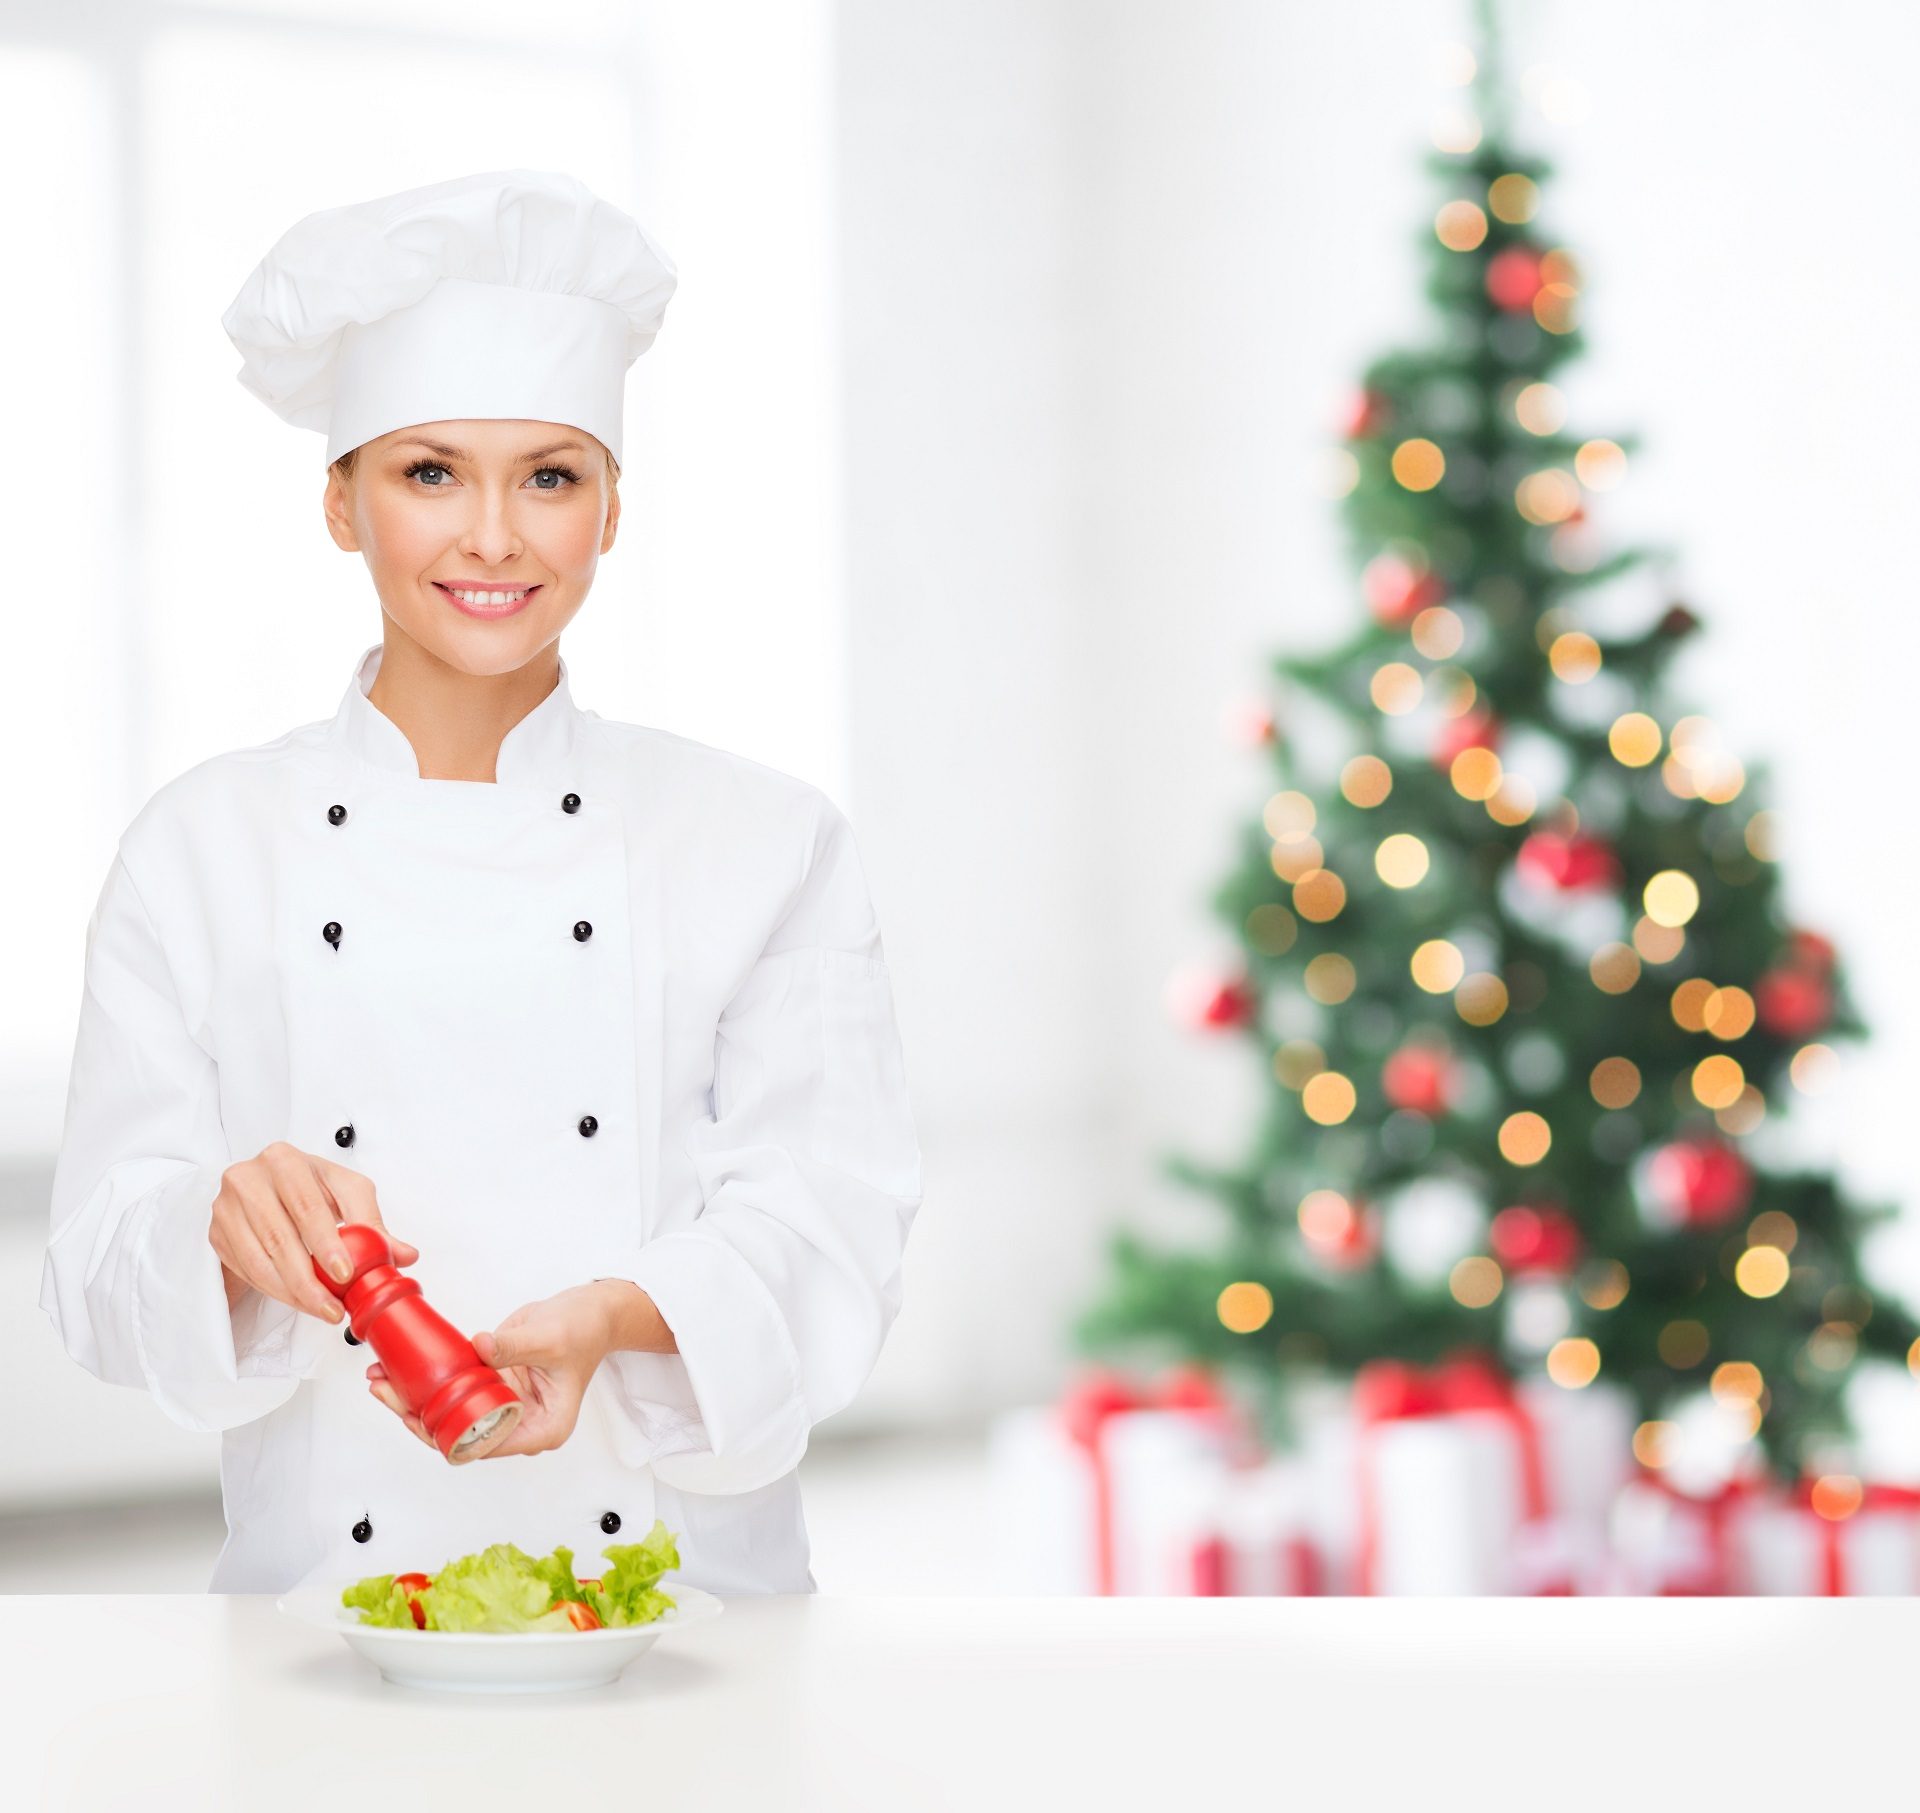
[341,1518,681,1633]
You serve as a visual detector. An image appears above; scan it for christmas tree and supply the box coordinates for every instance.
[1076,0,1917,1485]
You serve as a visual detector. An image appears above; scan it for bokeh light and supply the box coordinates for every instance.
[1411,606,1465,659]
[1608,711,1662,767]
[1411,939,1466,993]
[1692,1054,1746,1110]
[1371,662,1424,714]
[1304,952,1357,1004]
[1643,869,1700,928]
[1293,869,1348,922]
[1735,1246,1790,1298]
[1450,1255,1504,1308]
[1302,1071,1357,1125]
[1217,1281,1274,1335]
[1392,437,1447,490]
[1546,1337,1600,1388]
[1376,833,1431,888]
[1658,1319,1709,1368]
[1456,971,1510,1026]
[1498,1110,1551,1164]
[1589,1056,1641,1108]
[1589,942,1641,994]
[1341,754,1394,807]
[1450,746,1503,800]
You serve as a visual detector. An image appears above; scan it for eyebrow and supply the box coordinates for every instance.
[392,436,586,463]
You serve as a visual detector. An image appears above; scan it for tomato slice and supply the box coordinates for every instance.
[394,1571,431,1630]
[559,1599,602,1631]
[576,1577,602,1592]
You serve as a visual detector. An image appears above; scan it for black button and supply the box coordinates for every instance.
[600,1511,622,1535]
[573,921,593,942]
[323,921,342,949]
[352,1518,373,1544]
[343,1326,361,1346]
[335,1124,355,1148]
[578,1115,598,1138]
[327,803,347,826]
[562,793,582,814]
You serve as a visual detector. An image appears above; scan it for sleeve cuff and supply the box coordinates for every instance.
[598,1229,811,1495]
[130,1165,328,1432]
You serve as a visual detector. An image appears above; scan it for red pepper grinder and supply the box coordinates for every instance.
[312,1222,522,1463]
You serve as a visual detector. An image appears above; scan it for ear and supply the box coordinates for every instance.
[322,465,361,553]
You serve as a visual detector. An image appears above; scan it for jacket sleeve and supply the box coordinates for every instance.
[38,848,311,1433]
[596,794,924,1494]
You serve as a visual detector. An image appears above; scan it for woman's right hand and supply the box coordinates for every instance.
[211,1142,419,1323]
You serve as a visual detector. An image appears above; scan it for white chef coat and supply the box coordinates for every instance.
[38,642,923,1597]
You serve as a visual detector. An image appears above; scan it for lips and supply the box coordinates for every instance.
[434,582,541,619]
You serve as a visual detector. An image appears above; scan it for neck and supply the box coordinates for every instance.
[367,622,561,783]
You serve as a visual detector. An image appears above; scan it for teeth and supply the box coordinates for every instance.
[450,587,529,605]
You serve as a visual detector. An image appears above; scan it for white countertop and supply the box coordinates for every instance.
[5,1592,1900,1810]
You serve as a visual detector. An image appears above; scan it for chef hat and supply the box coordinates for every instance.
[220,168,677,468]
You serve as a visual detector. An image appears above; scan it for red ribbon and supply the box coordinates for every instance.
[1788,1479,1920,1596]
[1191,1531,1322,1597]
[1631,1470,1764,1595]
[1351,1350,1552,1595]
[1060,1365,1235,1595]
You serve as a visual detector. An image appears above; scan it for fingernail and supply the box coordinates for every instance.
[329,1255,352,1282]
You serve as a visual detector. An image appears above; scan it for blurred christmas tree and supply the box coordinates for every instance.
[1076,0,1917,1483]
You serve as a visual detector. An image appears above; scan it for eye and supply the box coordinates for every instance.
[402,459,451,486]
[528,465,583,491]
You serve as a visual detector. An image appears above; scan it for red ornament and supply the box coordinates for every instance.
[1433,707,1501,768]
[1221,695,1279,748]
[1515,830,1621,893]
[1485,246,1547,312]
[313,1223,522,1462]
[1645,1137,1754,1230]
[1755,966,1833,1040]
[1201,979,1258,1029]
[1488,1204,1583,1277]
[1785,928,1837,974]
[1343,387,1391,440]
[1167,964,1259,1032]
[1301,1194,1379,1270]
[1381,1044,1455,1117]
[1363,553,1447,626]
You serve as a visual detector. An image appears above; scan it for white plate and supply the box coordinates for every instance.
[277,1579,723,1693]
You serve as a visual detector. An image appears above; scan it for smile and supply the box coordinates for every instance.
[434,582,540,618]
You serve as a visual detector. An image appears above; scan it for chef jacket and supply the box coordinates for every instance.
[38,642,924,1596]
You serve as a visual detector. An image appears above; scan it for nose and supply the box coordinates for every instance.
[457,482,525,567]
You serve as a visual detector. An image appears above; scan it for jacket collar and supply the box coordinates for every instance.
[328,641,584,788]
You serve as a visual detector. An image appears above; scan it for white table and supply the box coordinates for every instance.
[4,1593,1900,1809]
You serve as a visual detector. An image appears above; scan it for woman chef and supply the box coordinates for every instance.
[37,168,924,1597]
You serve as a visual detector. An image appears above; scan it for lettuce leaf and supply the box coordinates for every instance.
[339,1522,682,1632]
[592,1520,681,1627]
[420,1542,575,1633]
[339,1573,417,1629]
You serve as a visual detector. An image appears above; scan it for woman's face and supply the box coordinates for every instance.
[322,418,620,674]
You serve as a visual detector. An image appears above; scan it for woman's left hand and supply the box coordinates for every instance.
[365,1282,619,1459]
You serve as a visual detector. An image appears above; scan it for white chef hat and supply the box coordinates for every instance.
[220,167,677,468]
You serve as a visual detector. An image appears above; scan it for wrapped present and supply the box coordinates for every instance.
[1732,1479,1920,1596]
[1192,1457,1325,1595]
[1349,1350,1584,1595]
[986,1366,1244,1595]
[1607,1469,1767,1595]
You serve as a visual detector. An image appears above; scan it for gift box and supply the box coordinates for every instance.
[1191,1457,1325,1595]
[986,1367,1244,1595]
[1607,1470,1766,1595]
[1731,1480,1920,1596]
[1300,1350,1632,1595]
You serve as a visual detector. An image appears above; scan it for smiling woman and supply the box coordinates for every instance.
[38,168,924,1603]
